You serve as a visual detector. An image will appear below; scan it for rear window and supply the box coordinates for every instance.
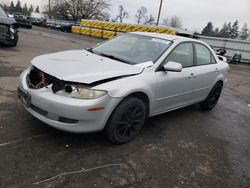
[195,43,216,65]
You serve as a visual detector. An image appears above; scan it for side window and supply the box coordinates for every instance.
[164,43,194,68]
[195,44,215,65]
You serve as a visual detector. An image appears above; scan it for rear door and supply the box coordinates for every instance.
[191,43,219,100]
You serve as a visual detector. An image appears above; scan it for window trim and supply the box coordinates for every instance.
[156,41,195,72]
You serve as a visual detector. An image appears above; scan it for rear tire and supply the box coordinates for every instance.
[199,82,223,111]
[105,97,147,144]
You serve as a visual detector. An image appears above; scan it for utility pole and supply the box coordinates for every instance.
[156,0,163,26]
[48,0,51,19]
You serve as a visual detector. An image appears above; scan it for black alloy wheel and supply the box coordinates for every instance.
[199,82,223,111]
[105,97,147,144]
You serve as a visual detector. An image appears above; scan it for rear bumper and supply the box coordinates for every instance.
[18,68,121,133]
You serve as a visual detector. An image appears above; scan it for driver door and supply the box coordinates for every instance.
[154,43,197,114]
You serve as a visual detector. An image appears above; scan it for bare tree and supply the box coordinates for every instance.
[50,1,70,19]
[51,0,110,21]
[135,6,147,24]
[145,14,155,25]
[79,0,110,20]
[116,5,128,23]
[169,16,182,28]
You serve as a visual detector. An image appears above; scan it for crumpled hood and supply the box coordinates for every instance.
[0,16,16,25]
[31,50,144,84]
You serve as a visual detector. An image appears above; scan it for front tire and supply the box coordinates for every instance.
[199,82,223,111]
[105,97,147,144]
[10,32,18,47]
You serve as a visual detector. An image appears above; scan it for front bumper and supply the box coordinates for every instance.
[0,25,17,45]
[18,68,121,133]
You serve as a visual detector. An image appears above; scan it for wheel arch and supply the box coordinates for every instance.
[216,80,224,86]
[107,91,151,123]
[213,73,225,87]
[124,92,150,116]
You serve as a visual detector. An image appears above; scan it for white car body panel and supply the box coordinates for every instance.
[154,68,198,114]
[31,50,144,84]
[18,32,229,133]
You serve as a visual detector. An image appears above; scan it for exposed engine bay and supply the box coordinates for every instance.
[28,67,68,93]
[28,66,134,94]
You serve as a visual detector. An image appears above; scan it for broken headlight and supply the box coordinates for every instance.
[55,85,107,100]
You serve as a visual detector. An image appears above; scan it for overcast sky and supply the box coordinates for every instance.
[4,0,250,31]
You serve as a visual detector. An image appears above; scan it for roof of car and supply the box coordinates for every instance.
[130,32,197,42]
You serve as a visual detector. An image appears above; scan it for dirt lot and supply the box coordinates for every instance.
[0,27,250,188]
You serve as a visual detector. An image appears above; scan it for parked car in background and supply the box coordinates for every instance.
[14,14,32,29]
[0,6,19,46]
[61,23,74,32]
[18,33,229,144]
[27,17,46,27]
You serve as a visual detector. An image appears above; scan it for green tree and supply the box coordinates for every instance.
[28,5,33,15]
[230,20,239,39]
[15,0,22,13]
[214,27,220,37]
[201,22,215,36]
[219,22,231,38]
[22,3,28,15]
[9,1,15,12]
[2,4,9,11]
[239,23,249,40]
[35,6,40,13]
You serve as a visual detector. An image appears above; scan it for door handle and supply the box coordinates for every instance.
[214,68,219,73]
[188,73,196,79]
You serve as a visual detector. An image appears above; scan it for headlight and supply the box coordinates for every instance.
[9,26,15,33]
[55,84,107,100]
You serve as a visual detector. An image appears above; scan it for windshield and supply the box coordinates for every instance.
[0,6,7,17]
[92,34,172,65]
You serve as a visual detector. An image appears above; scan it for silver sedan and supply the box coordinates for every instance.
[18,32,229,144]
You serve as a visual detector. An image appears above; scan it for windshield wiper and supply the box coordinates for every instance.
[99,53,132,65]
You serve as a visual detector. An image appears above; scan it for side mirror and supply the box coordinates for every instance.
[163,61,183,72]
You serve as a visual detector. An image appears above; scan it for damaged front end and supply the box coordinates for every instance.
[27,67,108,100]
[28,66,63,92]
[28,66,78,94]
